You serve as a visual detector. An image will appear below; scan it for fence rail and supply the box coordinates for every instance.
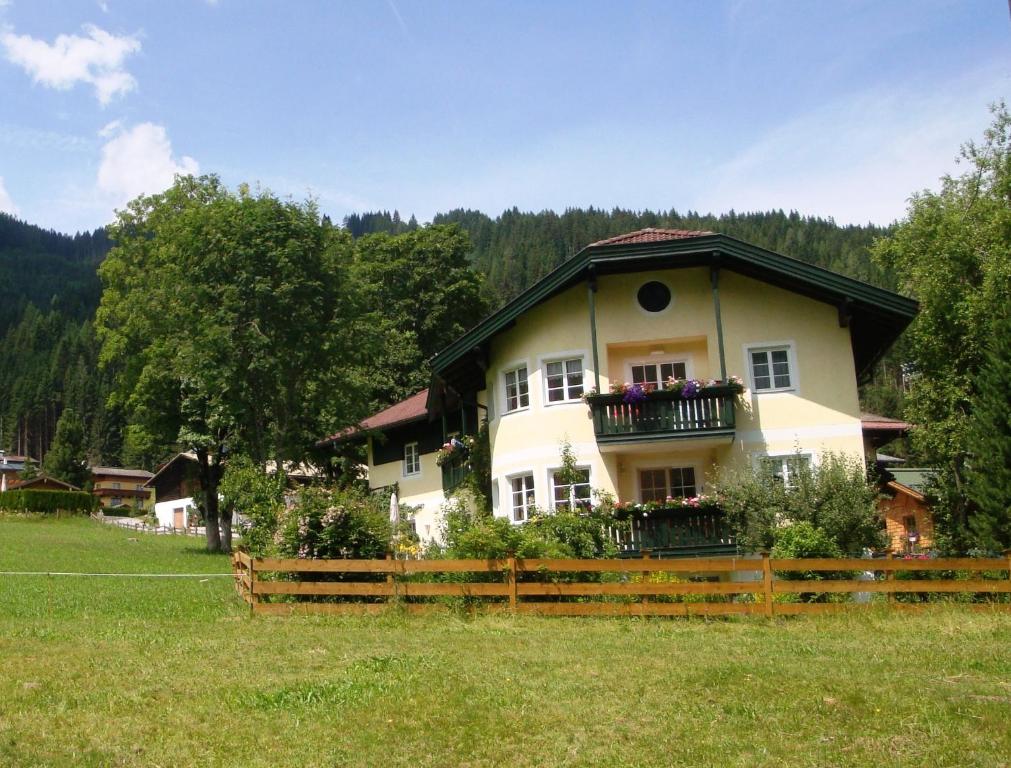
[231,551,1011,617]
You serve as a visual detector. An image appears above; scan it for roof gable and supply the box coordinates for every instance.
[430,232,917,389]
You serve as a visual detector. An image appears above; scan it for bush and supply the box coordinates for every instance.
[0,489,98,516]
[220,457,287,557]
[430,500,618,560]
[274,485,390,560]
[715,452,887,555]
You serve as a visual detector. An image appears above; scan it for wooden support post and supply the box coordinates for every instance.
[885,551,895,607]
[761,551,774,618]
[641,549,651,610]
[507,553,518,612]
[587,269,601,394]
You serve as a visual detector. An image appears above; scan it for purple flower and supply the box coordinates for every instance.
[682,380,700,398]
[622,383,648,404]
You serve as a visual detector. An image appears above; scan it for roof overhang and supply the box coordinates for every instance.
[429,234,918,394]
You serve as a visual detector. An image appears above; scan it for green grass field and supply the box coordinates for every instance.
[1,517,1010,768]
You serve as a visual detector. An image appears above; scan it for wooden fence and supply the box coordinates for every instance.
[231,551,1011,617]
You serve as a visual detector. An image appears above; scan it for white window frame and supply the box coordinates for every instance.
[502,363,530,414]
[625,357,693,390]
[760,453,813,489]
[744,341,797,394]
[509,472,536,522]
[542,356,585,405]
[403,442,421,477]
[548,465,592,512]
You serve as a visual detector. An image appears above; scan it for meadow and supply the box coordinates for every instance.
[1,517,1010,767]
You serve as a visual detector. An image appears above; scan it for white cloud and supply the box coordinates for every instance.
[689,70,1008,224]
[97,122,198,205]
[0,176,18,216]
[1,23,140,105]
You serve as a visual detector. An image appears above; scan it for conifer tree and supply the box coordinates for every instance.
[42,408,90,488]
[965,309,1011,552]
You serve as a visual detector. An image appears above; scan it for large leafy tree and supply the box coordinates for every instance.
[97,175,370,552]
[351,225,489,403]
[873,104,1011,552]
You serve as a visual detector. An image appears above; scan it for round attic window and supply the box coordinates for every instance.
[637,281,672,313]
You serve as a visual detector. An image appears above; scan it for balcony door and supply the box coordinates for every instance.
[627,358,691,391]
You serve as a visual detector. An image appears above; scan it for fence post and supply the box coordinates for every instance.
[1005,550,1011,587]
[386,551,396,605]
[761,551,774,618]
[641,549,652,611]
[248,556,256,615]
[885,551,895,607]
[507,552,518,612]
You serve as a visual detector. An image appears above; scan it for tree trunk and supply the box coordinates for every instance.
[197,448,223,553]
[219,505,233,553]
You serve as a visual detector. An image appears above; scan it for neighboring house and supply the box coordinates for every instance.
[0,452,30,491]
[323,228,917,554]
[145,452,202,529]
[881,468,937,554]
[90,466,154,511]
[145,452,316,530]
[9,475,81,491]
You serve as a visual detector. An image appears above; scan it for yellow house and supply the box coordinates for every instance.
[90,466,154,511]
[328,229,917,552]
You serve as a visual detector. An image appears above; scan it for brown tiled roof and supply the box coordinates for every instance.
[860,412,912,432]
[589,228,713,247]
[320,389,429,444]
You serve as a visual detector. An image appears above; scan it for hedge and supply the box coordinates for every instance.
[0,489,99,515]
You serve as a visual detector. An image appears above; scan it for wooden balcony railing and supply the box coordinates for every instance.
[441,452,470,494]
[612,508,738,557]
[587,386,737,445]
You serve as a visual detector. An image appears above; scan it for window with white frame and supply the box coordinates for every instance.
[749,346,793,392]
[639,466,697,502]
[630,360,688,390]
[504,366,529,412]
[760,454,812,488]
[403,442,420,476]
[544,358,584,402]
[510,473,536,522]
[551,467,591,511]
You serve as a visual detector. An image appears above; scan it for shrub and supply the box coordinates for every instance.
[431,499,618,560]
[274,485,390,560]
[0,489,98,516]
[715,452,887,555]
[220,457,287,557]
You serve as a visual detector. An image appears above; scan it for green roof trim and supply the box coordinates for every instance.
[430,233,917,383]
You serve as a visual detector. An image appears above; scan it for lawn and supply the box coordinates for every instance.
[1,517,1010,768]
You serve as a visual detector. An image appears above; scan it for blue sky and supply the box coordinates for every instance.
[0,0,1007,234]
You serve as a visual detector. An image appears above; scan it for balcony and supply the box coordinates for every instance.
[440,452,471,494]
[613,508,738,557]
[586,386,737,446]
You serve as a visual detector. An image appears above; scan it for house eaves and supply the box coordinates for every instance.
[429,233,917,391]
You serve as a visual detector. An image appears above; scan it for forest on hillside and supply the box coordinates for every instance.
[1,206,900,468]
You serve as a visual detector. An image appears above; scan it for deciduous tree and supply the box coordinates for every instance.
[873,103,1011,552]
[97,176,370,552]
